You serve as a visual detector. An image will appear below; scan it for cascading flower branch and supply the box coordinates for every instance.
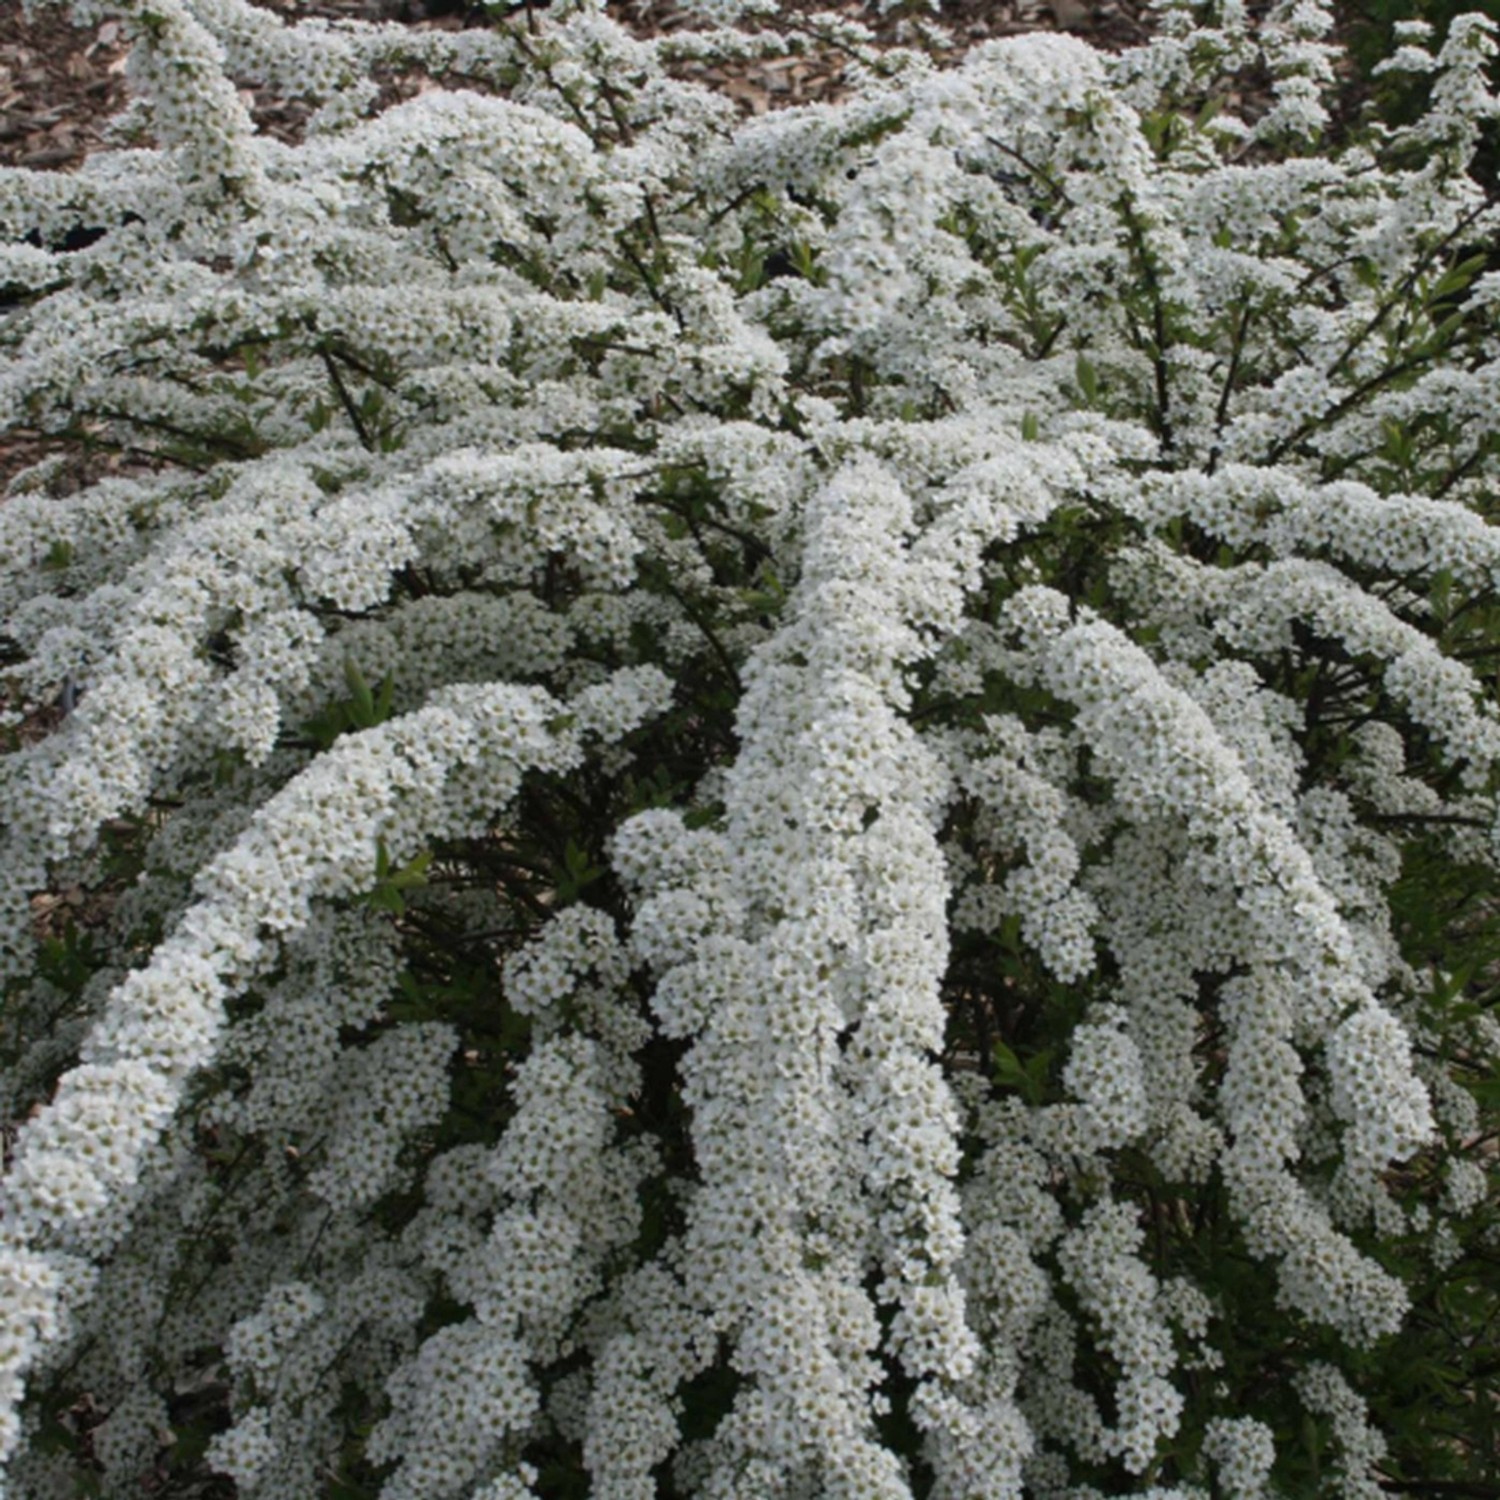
[1,0,1499,1494]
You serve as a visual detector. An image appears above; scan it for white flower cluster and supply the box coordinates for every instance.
[1203,1416,1276,1500]
[2,0,1498,1493]
[950,714,1100,983]
[1056,1201,1182,1474]
[0,1251,64,1465]
[368,1322,539,1500]
[1294,1363,1388,1500]
[1062,1009,1149,1151]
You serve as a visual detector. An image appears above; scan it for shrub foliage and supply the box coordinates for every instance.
[1,0,1499,1494]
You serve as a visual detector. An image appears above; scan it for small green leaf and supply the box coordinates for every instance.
[737,247,765,292]
[368,884,406,915]
[387,850,433,891]
[557,839,603,901]
[1024,1049,1053,1103]
[361,841,430,917]
[344,658,376,724]
[1433,252,1490,301]
[1074,352,1099,405]
[991,1039,1026,1081]
[375,670,396,721]
[1427,309,1467,349]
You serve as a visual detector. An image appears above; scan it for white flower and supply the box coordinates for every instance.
[0,1,1496,1493]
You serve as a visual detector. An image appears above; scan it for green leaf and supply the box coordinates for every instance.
[361,841,431,917]
[737,247,765,292]
[991,1038,1026,1081]
[344,658,375,723]
[1382,416,1412,463]
[368,883,406,915]
[1074,352,1099,405]
[1432,252,1490,302]
[387,850,433,891]
[1025,1049,1053,1100]
[1426,309,1467,349]
[557,839,603,902]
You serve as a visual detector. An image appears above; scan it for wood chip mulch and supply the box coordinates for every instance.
[1,0,132,170]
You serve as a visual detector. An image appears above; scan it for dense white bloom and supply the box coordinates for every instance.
[1295,1363,1388,1500]
[1063,1010,1149,1149]
[1,0,1496,1493]
[1204,1416,1276,1500]
[367,1322,538,1500]
[206,1407,277,1491]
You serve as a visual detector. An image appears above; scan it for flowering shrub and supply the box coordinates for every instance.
[1,0,1499,1493]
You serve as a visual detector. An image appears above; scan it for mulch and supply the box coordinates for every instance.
[1,0,131,169]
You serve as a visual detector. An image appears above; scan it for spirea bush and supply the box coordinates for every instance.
[1,0,1499,1493]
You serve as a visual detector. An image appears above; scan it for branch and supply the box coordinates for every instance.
[319,346,373,451]
[1206,299,1253,476]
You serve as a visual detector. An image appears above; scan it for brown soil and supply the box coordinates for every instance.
[0,0,132,170]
